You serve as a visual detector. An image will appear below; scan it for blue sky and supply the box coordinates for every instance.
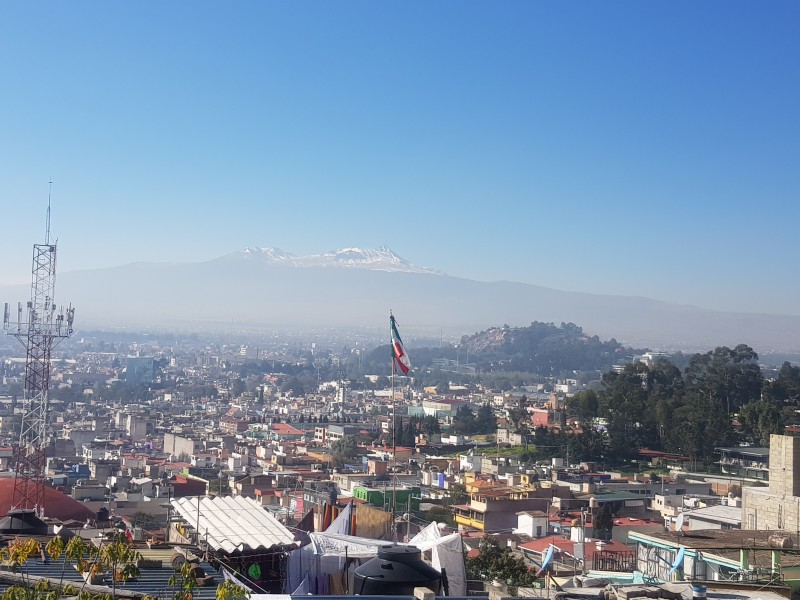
[0,2,798,315]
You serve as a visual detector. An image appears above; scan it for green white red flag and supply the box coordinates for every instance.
[390,313,411,375]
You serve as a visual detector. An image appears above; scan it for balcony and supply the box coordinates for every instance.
[455,514,485,531]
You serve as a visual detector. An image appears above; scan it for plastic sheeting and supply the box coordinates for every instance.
[325,502,353,535]
[285,522,466,596]
[410,522,467,597]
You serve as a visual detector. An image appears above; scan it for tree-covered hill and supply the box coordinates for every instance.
[367,321,642,376]
[458,322,640,373]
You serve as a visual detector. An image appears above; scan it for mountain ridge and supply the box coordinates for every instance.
[2,246,800,353]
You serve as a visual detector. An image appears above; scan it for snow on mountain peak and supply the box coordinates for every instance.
[330,246,405,265]
[239,246,439,274]
[243,247,296,260]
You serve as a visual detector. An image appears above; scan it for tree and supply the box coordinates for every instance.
[229,379,246,397]
[281,377,305,397]
[170,561,198,600]
[598,364,658,460]
[684,345,762,415]
[452,405,476,435]
[739,401,785,446]
[216,579,248,600]
[1,533,140,600]
[465,537,537,588]
[420,415,441,435]
[1,532,251,600]
[474,404,497,434]
[1,537,55,600]
[92,533,142,598]
[568,390,599,421]
[331,435,359,469]
[593,504,614,541]
[764,362,800,405]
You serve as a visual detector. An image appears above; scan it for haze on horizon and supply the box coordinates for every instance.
[0,2,798,317]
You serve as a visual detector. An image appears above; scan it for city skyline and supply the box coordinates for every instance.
[1,2,798,316]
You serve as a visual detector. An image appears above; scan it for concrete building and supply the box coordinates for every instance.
[125,357,156,385]
[686,504,742,530]
[454,485,570,533]
[163,433,202,459]
[515,510,549,538]
[742,434,800,531]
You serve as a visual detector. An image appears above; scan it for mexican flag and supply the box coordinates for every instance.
[390,313,411,375]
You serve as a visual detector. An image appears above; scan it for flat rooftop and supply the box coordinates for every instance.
[629,528,800,568]
[630,528,796,551]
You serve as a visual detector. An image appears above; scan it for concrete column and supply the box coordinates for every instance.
[772,550,781,572]
[414,587,435,600]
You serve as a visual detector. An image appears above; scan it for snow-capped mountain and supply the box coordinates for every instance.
[6,246,800,353]
[238,246,440,274]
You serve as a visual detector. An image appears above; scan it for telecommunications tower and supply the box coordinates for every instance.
[2,189,75,519]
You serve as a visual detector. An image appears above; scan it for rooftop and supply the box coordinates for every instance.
[171,495,296,553]
[629,528,800,568]
[0,547,219,600]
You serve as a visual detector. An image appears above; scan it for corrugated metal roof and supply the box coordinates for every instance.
[171,496,296,553]
[1,553,219,600]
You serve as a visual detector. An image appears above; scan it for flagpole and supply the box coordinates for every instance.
[390,311,397,541]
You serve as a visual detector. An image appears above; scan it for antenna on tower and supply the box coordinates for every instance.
[46,180,52,245]
[0,186,75,530]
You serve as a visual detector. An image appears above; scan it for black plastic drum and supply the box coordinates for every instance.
[354,544,442,596]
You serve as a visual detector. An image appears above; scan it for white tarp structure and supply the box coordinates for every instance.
[411,522,467,598]
[171,495,296,553]
[324,500,353,535]
[285,522,466,595]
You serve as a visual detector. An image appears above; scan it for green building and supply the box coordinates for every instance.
[353,486,421,511]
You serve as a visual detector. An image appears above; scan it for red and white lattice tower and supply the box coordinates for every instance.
[3,196,74,516]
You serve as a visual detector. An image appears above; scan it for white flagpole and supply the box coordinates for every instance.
[391,311,398,540]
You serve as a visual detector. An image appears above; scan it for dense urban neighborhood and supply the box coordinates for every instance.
[0,326,799,599]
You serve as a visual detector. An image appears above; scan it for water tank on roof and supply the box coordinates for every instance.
[354,545,442,596]
[0,509,47,536]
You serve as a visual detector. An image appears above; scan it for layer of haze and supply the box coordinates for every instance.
[0,2,797,315]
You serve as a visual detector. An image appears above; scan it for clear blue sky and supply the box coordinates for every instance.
[0,2,798,315]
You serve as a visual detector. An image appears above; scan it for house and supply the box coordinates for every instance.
[233,473,277,498]
[684,504,742,531]
[454,485,570,533]
[515,510,549,538]
[520,535,633,575]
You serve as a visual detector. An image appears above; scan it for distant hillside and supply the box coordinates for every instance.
[3,245,800,352]
[458,322,639,373]
[371,321,640,376]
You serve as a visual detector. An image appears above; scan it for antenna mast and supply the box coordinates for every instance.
[45,180,52,245]
[2,186,75,518]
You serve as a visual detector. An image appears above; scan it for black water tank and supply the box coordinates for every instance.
[354,545,441,596]
[96,506,110,523]
[0,509,48,536]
